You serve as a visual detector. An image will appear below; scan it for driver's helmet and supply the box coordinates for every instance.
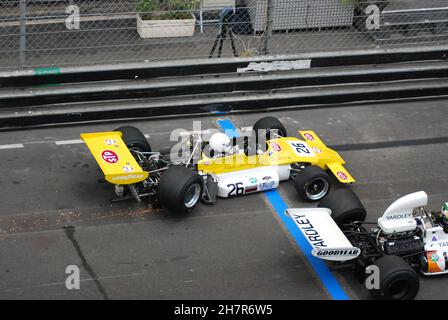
[209,132,232,154]
[442,202,448,221]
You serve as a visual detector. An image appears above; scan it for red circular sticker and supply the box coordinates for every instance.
[102,150,119,163]
[337,171,348,180]
[304,133,315,141]
[270,142,282,152]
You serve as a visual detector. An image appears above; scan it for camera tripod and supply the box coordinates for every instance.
[209,9,238,58]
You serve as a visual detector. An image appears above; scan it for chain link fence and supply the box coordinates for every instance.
[1,0,448,71]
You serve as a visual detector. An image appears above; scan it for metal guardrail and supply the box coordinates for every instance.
[1,46,448,129]
[1,0,448,71]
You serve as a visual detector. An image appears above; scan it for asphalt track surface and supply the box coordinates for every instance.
[0,98,447,300]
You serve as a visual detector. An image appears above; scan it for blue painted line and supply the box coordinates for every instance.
[216,119,240,138]
[216,119,350,301]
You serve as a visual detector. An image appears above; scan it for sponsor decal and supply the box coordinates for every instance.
[102,150,119,163]
[385,213,412,220]
[431,254,440,262]
[259,181,275,191]
[123,165,134,173]
[249,177,258,184]
[304,133,315,141]
[439,241,448,248]
[111,174,145,181]
[291,213,326,247]
[337,171,348,181]
[270,142,282,152]
[245,186,258,193]
[262,176,272,181]
[432,236,438,242]
[105,139,117,146]
[315,248,361,258]
[312,147,322,153]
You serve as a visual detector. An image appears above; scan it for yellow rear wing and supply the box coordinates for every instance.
[299,130,355,184]
[80,132,148,185]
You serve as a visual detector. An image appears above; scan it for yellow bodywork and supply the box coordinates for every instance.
[80,132,148,185]
[198,130,355,184]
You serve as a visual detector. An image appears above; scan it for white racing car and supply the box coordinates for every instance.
[287,189,448,300]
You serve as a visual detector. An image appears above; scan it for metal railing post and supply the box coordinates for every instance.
[261,0,274,55]
[19,0,27,68]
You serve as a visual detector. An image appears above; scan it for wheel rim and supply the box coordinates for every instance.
[388,280,410,300]
[184,184,201,208]
[305,178,329,201]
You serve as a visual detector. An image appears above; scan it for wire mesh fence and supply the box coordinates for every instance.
[1,0,448,71]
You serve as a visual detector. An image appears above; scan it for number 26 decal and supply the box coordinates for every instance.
[291,142,310,155]
[227,182,244,197]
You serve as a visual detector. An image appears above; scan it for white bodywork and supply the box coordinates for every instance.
[378,191,428,234]
[422,224,448,275]
[215,165,290,198]
[377,191,448,275]
[286,208,361,261]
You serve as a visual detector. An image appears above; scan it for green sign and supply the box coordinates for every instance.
[34,67,62,76]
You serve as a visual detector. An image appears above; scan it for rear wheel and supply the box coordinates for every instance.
[370,255,420,300]
[158,166,203,213]
[253,116,287,141]
[114,126,151,152]
[294,165,331,201]
[318,188,366,226]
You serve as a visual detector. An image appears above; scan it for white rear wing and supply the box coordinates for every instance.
[285,208,361,261]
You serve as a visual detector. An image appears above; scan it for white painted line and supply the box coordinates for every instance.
[179,129,214,137]
[240,126,254,132]
[0,14,135,28]
[54,139,84,145]
[0,144,24,150]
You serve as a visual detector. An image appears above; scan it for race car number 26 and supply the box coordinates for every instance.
[227,182,244,197]
[289,142,314,157]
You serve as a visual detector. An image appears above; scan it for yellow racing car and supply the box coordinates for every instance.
[81,117,355,213]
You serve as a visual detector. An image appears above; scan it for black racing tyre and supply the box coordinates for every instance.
[253,116,287,141]
[294,165,331,202]
[318,188,366,226]
[114,126,151,152]
[158,166,203,213]
[370,255,420,300]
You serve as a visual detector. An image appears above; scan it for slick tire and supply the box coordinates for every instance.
[294,165,331,202]
[253,116,287,141]
[370,255,420,300]
[158,166,203,213]
[318,188,366,226]
[114,126,152,152]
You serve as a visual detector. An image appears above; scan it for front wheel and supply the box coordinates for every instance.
[294,165,331,201]
[158,166,203,213]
